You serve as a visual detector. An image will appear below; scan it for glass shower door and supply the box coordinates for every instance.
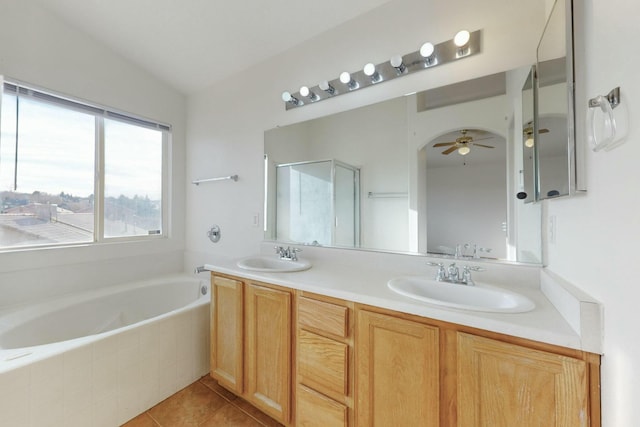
[275,159,359,247]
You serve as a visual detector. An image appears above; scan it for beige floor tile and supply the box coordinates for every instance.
[231,398,284,427]
[121,412,159,426]
[200,404,263,427]
[148,381,228,427]
[199,375,238,402]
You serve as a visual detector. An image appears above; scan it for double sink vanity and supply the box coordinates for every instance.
[204,246,601,427]
[204,1,601,424]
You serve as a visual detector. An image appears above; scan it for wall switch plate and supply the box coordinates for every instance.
[252,213,260,227]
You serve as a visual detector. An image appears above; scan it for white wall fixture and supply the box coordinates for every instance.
[207,224,221,243]
[588,87,626,152]
[281,30,482,110]
[192,174,239,185]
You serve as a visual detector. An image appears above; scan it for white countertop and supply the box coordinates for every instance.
[203,250,600,354]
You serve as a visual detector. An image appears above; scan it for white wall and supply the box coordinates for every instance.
[185,0,546,268]
[544,1,640,426]
[0,0,187,306]
[408,94,511,256]
[185,0,640,424]
[426,161,507,258]
[307,97,409,251]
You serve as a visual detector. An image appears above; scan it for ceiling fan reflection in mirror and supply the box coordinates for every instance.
[433,129,495,155]
[523,121,550,148]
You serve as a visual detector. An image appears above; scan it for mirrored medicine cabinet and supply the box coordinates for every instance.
[522,0,577,202]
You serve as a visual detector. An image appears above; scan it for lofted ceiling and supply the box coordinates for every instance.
[32,0,393,95]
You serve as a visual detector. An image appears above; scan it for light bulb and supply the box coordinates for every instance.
[390,55,406,74]
[319,80,335,95]
[363,63,376,76]
[339,72,358,90]
[281,91,300,106]
[420,42,435,58]
[458,146,471,155]
[454,30,470,47]
[525,136,534,148]
[299,86,318,101]
[363,63,382,83]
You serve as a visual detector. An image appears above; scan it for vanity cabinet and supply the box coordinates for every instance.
[210,274,293,425]
[355,309,440,427]
[456,332,592,427]
[210,272,600,427]
[295,293,353,427]
[354,305,600,427]
[210,275,243,393]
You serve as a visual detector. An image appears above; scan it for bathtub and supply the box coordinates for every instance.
[0,274,211,427]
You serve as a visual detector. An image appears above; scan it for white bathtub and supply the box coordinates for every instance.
[0,274,211,427]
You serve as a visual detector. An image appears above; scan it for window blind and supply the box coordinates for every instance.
[3,82,171,132]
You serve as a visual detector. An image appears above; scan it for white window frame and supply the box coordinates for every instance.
[1,79,171,250]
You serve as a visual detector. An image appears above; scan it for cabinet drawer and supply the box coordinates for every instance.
[298,329,348,398]
[298,296,348,338]
[297,385,348,427]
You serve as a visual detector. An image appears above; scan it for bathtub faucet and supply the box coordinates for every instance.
[194,266,207,274]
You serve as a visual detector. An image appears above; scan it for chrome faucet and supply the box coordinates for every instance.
[427,261,483,286]
[194,266,207,274]
[447,263,460,282]
[274,245,301,261]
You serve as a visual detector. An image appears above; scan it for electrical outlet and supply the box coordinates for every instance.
[252,212,260,227]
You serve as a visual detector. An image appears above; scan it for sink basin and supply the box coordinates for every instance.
[387,277,535,313]
[236,256,312,273]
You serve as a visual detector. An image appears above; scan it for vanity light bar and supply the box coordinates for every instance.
[282,30,481,110]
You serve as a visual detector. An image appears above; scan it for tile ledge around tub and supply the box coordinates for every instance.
[541,269,603,354]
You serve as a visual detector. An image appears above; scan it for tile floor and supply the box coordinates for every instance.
[122,375,284,427]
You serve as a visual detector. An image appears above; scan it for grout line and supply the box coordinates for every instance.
[141,412,162,426]
[197,377,281,426]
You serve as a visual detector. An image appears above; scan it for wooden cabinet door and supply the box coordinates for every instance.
[210,275,244,393]
[246,283,292,424]
[457,332,589,427]
[356,310,439,427]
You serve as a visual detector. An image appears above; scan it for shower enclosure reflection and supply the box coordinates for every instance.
[271,159,360,248]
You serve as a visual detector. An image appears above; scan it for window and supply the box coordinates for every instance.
[0,81,170,250]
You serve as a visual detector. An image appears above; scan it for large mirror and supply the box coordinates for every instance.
[264,0,572,265]
[265,67,543,264]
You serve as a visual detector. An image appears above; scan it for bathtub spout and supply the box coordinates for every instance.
[194,266,208,274]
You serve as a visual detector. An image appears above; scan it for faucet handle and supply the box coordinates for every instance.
[289,247,301,260]
[427,261,446,281]
[461,265,485,285]
[274,245,286,258]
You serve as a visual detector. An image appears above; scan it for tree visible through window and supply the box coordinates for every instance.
[0,82,169,249]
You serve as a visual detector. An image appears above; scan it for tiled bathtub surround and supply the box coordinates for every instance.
[0,300,209,426]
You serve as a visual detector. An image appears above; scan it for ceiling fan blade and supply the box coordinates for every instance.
[433,142,456,147]
[442,146,458,155]
[469,135,494,142]
[473,144,495,149]
[539,128,550,133]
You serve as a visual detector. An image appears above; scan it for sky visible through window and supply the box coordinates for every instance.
[0,94,162,200]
